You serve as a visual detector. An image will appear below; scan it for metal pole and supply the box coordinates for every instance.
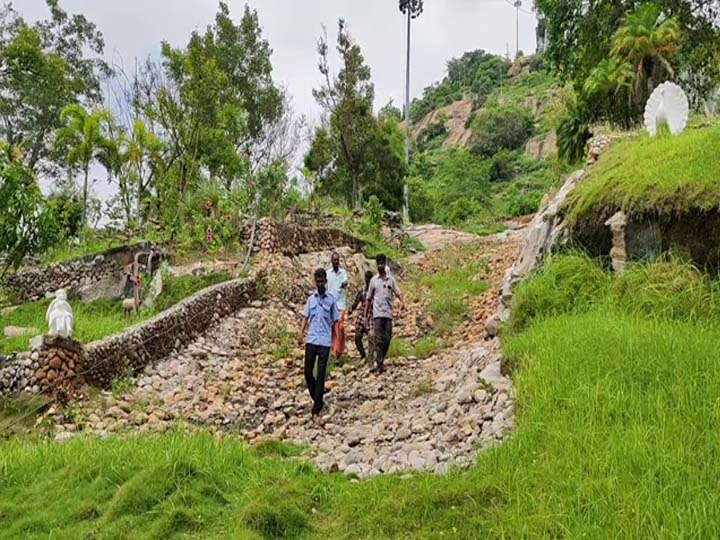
[403,7,411,223]
[514,0,521,57]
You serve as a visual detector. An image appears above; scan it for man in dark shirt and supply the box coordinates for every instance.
[298,268,340,417]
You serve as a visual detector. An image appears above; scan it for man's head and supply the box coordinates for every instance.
[364,270,373,286]
[331,251,340,271]
[314,268,327,294]
[376,254,387,276]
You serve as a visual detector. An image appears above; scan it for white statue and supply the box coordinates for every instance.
[46,289,74,337]
[644,81,689,137]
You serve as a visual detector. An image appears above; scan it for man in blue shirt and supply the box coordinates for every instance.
[298,268,340,417]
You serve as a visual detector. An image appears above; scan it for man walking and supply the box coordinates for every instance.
[365,254,404,374]
[327,251,348,358]
[350,270,375,367]
[298,268,340,417]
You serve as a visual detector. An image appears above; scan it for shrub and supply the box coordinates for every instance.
[506,191,543,217]
[471,105,534,157]
[557,98,592,163]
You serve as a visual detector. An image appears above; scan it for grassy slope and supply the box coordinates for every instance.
[5,274,720,537]
[566,125,720,223]
[0,272,231,354]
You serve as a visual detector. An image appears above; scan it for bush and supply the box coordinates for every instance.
[471,105,534,157]
[408,177,434,223]
[557,98,592,163]
[508,253,611,333]
[440,199,484,227]
[506,191,543,217]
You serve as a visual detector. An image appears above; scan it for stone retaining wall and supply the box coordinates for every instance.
[254,218,363,255]
[83,278,256,388]
[2,242,162,302]
[0,278,256,394]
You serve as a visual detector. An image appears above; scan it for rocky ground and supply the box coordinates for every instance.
[52,227,522,478]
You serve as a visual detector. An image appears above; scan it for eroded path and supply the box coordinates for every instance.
[67,226,521,478]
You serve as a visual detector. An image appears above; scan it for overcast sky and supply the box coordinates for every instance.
[21,0,537,120]
[20,0,537,201]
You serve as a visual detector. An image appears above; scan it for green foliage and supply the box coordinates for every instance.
[413,336,444,358]
[44,192,83,241]
[386,337,411,359]
[408,247,489,335]
[111,372,135,399]
[471,105,534,157]
[557,95,592,163]
[415,121,447,153]
[0,2,109,172]
[564,125,720,223]
[152,272,232,314]
[307,23,407,211]
[357,195,383,238]
[537,0,720,109]
[0,148,55,275]
[410,50,510,122]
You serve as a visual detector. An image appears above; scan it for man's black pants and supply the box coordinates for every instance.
[373,317,393,368]
[304,343,330,415]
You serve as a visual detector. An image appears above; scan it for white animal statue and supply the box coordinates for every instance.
[122,297,138,317]
[644,81,689,136]
[46,289,74,337]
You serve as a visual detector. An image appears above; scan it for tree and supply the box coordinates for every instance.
[471,105,535,157]
[312,20,375,210]
[122,119,161,226]
[0,144,54,276]
[0,1,109,173]
[308,20,406,211]
[611,3,680,103]
[54,104,117,226]
[536,0,720,107]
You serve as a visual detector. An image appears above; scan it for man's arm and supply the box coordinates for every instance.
[297,316,308,347]
[364,282,375,320]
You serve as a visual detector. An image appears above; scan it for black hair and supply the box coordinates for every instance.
[375,254,386,264]
[314,268,327,280]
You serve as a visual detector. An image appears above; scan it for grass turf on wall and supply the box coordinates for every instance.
[565,125,720,224]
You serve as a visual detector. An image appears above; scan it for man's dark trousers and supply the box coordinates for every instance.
[304,343,330,414]
[373,317,393,368]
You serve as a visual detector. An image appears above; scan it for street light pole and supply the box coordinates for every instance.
[399,0,423,224]
[514,0,521,57]
[403,7,411,223]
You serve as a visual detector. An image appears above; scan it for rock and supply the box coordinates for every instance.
[4,326,40,338]
[78,271,127,303]
[473,389,488,403]
[395,427,411,441]
[485,314,502,337]
[344,464,363,477]
[54,431,75,442]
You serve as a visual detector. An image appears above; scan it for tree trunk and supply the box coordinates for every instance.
[136,160,143,228]
[352,177,360,210]
[82,165,89,227]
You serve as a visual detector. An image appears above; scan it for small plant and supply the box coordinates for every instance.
[411,377,434,397]
[387,338,412,359]
[413,337,444,358]
[111,371,135,398]
[266,323,294,362]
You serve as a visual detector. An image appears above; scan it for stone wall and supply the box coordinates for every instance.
[253,218,363,255]
[2,242,163,302]
[0,278,256,394]
[83,278,256,388]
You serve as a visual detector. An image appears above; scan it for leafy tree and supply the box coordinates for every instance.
[471,105,534,157]
[536,0,720,107]
[308,20,406,210]
[0,1,109,173]
[0,145,54,275]
[122,119,161,226]
[54,104,117,226]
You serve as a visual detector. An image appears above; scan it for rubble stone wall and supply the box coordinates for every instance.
[0,278,256,394]
[2,242,162,302]
[254,218,363,255]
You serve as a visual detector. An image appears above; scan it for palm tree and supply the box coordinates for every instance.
[55,104,117,226]
[123,119,161,227]
[611,3,680,105]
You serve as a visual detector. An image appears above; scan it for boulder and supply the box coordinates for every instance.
[78,271,128,303]
[4,326,40,339]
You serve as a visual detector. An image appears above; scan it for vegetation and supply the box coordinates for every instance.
[8,254,720,537]
[564,125,720,223]
[305,21,407,211]
[0,271,232,354]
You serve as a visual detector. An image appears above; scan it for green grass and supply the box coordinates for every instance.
[386,337,412,359]
[412,336,444,358]
[408,248,489,335]
[565,125,720,224]
[6,294,720,537]
[0,272,232,354]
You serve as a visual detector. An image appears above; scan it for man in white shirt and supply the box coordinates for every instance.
[365,254,404,374]
[327,251,348,358]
